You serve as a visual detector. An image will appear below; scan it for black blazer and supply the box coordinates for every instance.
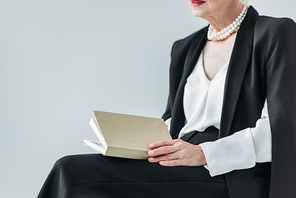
[162,6,296,198]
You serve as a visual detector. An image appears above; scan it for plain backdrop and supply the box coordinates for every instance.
[1,0,295,197]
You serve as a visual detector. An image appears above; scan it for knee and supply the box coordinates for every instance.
[53,155,79,172]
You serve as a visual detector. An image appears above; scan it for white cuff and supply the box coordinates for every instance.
[164,118,171,132]
[200,129,256,177]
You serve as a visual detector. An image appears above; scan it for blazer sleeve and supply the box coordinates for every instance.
[162,41,179,121]
[265,18,296,197]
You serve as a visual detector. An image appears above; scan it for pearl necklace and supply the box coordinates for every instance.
[207,6,248,41]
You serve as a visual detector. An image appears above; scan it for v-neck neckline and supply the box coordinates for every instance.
[201,51,230,82]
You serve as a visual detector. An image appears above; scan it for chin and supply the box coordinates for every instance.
[191,9,204,18]
[190,2,209,18]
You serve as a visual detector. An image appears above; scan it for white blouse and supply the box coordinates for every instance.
[165,52,271,176]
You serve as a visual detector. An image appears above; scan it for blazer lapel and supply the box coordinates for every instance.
[170,29,207,139]
[182,32,208,81]
[219,6,259,138]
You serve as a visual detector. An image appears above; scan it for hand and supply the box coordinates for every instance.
[148,139,207,167]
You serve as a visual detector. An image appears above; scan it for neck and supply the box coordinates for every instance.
[207,3,244,32]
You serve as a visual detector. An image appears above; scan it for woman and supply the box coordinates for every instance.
[38,0,296,197]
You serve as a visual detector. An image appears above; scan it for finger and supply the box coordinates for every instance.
[148,145,179,157]
[159,159,184,167]
[148,152,179,163]
[149,140,177,149]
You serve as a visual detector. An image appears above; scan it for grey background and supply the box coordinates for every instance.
[1,0,295,197]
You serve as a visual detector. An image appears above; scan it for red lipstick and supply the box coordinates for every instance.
[191,1,206,6]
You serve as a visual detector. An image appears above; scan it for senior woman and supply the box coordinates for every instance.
[38,0,296,197]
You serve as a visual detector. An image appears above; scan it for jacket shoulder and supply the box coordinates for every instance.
[171,27,208,54]
[253,15,296,57]
[255,15,296,32]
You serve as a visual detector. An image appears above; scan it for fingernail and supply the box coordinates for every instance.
[148,151,154,155]
[160,161,165,165]
[150,143,155,148]
[149,157,154,161]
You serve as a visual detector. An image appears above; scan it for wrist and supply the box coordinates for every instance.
[196,145,207,166]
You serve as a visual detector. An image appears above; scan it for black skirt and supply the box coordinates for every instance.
[38,127,230,198]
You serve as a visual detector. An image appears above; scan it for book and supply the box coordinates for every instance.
[82,111,172,159]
